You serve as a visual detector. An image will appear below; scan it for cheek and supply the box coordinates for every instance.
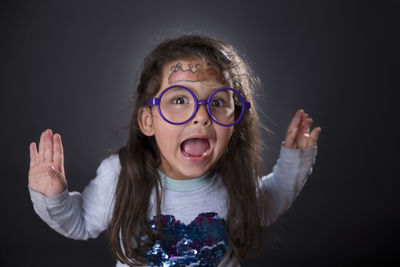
[216,127,234,149]
[224,126,234,139]
[153,119,181,151]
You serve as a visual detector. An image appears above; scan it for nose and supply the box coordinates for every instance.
[192,103,211,126]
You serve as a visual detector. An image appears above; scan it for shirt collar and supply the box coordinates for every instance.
[157,169,213,192]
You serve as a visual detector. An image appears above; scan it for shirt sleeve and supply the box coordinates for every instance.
[28,154,120,240]
[261,144,317,226]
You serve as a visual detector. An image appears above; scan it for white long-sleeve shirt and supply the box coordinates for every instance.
[29,145,317,266]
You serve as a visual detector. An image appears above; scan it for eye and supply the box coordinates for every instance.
[171,96,188,104]
[210,99,225,107]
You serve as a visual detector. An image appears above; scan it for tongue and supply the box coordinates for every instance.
[181,138,209,157]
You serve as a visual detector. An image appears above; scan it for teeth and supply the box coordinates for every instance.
[202,148,210,157]
[181,147,210,157]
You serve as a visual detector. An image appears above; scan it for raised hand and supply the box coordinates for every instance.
[284,109,321,150]
[29,129,67,197]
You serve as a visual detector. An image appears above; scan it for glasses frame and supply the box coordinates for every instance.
[145,85,250,126]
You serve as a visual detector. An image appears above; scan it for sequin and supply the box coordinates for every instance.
[141,212,228,266]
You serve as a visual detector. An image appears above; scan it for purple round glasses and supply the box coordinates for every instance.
[145,85,250,126]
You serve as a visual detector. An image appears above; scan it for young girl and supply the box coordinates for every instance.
[28,35,321,266]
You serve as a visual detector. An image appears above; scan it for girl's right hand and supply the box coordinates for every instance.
[29,129,67,197]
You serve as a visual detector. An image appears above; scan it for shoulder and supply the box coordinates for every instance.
[209,172,228,194]
[83,154,121,196]
[96,154,121,180]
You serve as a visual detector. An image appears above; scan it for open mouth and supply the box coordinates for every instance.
[180,138,211,158]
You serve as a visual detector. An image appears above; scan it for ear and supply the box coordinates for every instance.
[138,107,155,136]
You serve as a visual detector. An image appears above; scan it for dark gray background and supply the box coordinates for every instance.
[1,0,398,266]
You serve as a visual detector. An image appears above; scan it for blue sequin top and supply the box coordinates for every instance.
[140,171,229,266]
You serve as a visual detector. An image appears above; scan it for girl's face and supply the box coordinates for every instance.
[139,58,234,180]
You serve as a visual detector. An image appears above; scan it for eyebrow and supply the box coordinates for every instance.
[166,83,226,97]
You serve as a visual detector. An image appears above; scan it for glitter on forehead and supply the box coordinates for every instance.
[167,62,225,85]
[140,212,229,266]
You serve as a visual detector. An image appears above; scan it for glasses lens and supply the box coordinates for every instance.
[159,87,195,124]
[209,89,242,125]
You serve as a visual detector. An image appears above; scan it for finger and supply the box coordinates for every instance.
[53,133,64,170]
[48,165,63,181]
[310,127,322,146]
[44,129,54,162]
[29,142,39,168]
[300,118,313,134]
[297,118,314,147]
[284,127,298,149]
[286,109,304,135]
[38,130,47,162]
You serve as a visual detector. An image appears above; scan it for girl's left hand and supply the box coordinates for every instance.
[283,109,321,150]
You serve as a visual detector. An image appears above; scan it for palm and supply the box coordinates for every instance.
[29,129,66,197]
[284,109,321,150]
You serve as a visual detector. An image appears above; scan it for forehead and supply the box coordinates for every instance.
[162,58,226,85]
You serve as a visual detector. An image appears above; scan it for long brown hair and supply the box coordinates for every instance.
[109,34,268,266]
